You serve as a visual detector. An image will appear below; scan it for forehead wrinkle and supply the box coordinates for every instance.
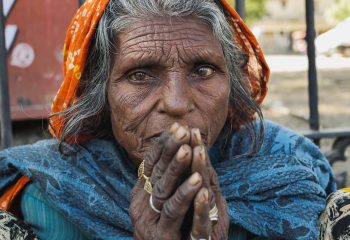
[118,50,164,65]
[124,18,211,36]
[121,36,210,58]
[122,32,209,51]
[121,21,211,48]
[125,26,210,42]
[118,40,224,69]
[116,17,224,68]
[118,17,219,55]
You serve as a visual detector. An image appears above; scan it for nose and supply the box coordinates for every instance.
[157,74,195,117]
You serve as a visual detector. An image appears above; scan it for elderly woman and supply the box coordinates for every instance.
[0,0,335,239]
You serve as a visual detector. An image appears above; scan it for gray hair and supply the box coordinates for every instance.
[51,0,264,156]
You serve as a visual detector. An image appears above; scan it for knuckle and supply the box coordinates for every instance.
[167,160,182,178]
[161,185,193,219]
[162,200,178,219]
[144,154,155,172]
[161,150,176,161]
[150,166,162,185]
[163,141,182,159]
[174,184,193,206]
[176,186,188,201]
[144,152,153,162]
[153,181,167,200]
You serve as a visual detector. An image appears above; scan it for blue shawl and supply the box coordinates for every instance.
[0,121,335,239]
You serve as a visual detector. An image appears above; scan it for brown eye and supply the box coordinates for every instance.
[192,66,215,78]
[128,71,152,82]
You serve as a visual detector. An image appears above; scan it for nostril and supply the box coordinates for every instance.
[157,98,195,117]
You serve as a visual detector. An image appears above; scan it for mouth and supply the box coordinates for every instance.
[145,131,208,145]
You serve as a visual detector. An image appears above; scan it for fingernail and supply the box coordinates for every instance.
[177,145,189,160]
[189,172,201,186]
[200,145,206,160]
[193,128,202,144]
[175,126,187,140]
[170,122,180,134]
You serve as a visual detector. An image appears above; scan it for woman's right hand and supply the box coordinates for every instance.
[129,123,213,239]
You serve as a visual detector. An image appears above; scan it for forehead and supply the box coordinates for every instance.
[116,16,224,63]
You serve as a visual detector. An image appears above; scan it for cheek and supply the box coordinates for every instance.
[107,83,154,159]
[194,78,230,145]
[108,92,137,149]
[196,77,230,115]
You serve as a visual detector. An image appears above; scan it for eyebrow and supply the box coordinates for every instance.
[115,47,226,72]
[115,53,164,72]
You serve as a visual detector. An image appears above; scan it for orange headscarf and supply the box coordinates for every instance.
[49,0,270,139]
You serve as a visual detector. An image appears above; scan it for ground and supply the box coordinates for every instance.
[263,55,350,133]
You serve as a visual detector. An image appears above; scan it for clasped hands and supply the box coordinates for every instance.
[130,123,229,240]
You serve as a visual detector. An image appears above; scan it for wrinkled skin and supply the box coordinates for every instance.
[108,16,230,239]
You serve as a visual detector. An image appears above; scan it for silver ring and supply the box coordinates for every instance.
[149,194,161,214]
[209,204,219,224]
[190,233,211,240]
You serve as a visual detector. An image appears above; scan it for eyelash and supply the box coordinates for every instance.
[126,69,154,83]
[124,63,220,84]
[192,64,217,78]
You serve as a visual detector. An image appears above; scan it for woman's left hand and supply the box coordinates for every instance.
[189,129,229,239]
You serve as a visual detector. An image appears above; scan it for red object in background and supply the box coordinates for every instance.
[291,30,307,53]
[5,0,78,120]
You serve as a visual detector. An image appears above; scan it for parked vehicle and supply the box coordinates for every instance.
[316,17,350,56]
[4,0,77,120]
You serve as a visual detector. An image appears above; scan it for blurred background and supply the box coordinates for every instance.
[229,0,350,185]
[227,0,350,133]
[0,0,349,183]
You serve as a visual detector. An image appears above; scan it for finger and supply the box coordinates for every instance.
[201,151,221,197]
[192,145,210,188]
[192,145,216,209]
[190,128,202,148]
[157,172,202,232]
[143,130,171,176]
[142,122,182,176]
[152,144,192,211]
[151,124,190,184]
[191,188,211,239]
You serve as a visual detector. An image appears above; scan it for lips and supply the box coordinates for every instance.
[145,130,208,145]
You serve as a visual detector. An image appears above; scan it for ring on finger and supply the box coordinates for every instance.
[190,233,211,240]
[209,204,219,225]
[149,194,161,214]
[138,160,153,194]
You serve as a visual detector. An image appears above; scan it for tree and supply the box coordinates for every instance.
[227,0,266,24]
[327,0,350,22]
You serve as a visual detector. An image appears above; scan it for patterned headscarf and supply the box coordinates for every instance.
[49,0,270,139]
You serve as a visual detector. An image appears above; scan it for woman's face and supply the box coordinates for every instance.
[108,16,230,164]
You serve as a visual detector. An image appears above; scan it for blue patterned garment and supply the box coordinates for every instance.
[0,120,336,239]
[20,183,91,240]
